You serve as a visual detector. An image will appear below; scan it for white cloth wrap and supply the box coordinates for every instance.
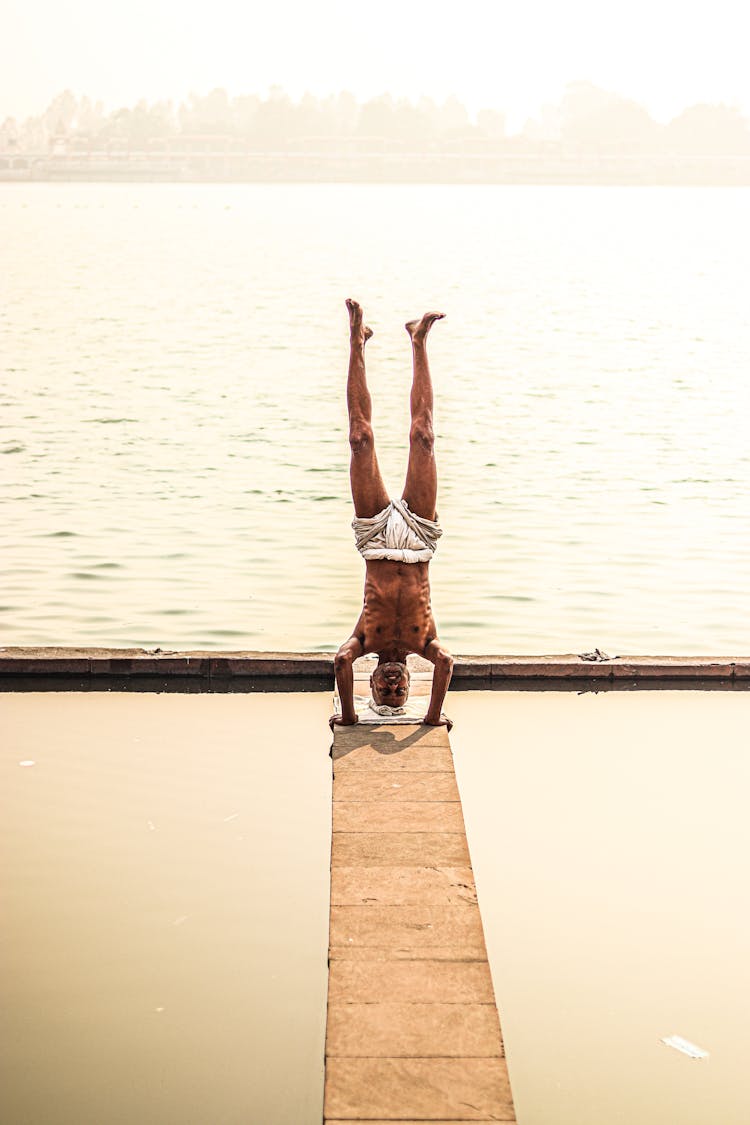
[333,693,438,724]
[367,696,406,716]
[352,498,442,563]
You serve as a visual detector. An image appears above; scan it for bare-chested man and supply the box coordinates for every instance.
[332,298,454,729]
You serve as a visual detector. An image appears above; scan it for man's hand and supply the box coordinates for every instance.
[333,635,363,733]
[329,714,359,730]
[423,640,454,732]
[423,715,453,732]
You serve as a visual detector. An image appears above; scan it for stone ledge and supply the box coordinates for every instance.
[489,654,614,679]
[610,656,735,679]
[0,647,334,678]
[89,654,211,676]
[210,651,334,677]
[0,647,747,683]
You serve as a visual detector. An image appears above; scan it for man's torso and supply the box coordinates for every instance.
[355,559,436,659]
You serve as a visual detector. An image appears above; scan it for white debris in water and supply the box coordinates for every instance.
[223,812,239,822]
[19,760,36,767]
[147,820,157,831]
[155,1007,165,1013]
[172,915,189,927]
[661,1035,709,1059]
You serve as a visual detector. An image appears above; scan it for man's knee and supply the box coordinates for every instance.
[409,419,434,454]
[349,421,374,456]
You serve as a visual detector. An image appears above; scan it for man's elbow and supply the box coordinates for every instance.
[334,648,354,676]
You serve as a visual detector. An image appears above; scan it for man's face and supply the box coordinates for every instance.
[371,662,410,707]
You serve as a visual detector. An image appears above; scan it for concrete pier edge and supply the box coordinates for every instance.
[325,669,517,1123]
[0,647,749,684]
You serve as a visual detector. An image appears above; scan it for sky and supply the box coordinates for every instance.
[3,0,749,129]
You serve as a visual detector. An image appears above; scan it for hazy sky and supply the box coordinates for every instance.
[4,0,748,128]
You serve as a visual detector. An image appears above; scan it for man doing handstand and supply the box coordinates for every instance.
[332,298,454,729]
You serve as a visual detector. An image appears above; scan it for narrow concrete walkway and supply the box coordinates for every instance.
[324,667,516,1123]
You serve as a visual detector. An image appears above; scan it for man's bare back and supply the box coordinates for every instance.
[332,299,453,728]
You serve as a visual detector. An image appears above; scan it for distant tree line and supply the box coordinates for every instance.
[2,82,749,156]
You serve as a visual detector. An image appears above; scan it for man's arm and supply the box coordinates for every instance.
[331,635,364,727]
[423,639,454,729]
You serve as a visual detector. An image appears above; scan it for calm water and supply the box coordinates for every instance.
[5,690,748,1124]
[2,183,749,653]
[2,693,332,1125]
[451,690,750,1125]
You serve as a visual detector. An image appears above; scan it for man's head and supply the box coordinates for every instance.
[370,661,410,708]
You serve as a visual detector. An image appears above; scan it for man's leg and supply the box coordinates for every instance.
[346,298,389,518]
[402,312,445,520]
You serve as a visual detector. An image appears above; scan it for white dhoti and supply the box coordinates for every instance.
[352,498,442,563]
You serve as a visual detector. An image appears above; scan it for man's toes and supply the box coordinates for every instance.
[347,301,367,336]
[417,311,445,336]
[406,312,445,339]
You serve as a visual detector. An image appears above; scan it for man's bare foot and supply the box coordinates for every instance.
[346,298,373,345]
[405,311,445,343]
